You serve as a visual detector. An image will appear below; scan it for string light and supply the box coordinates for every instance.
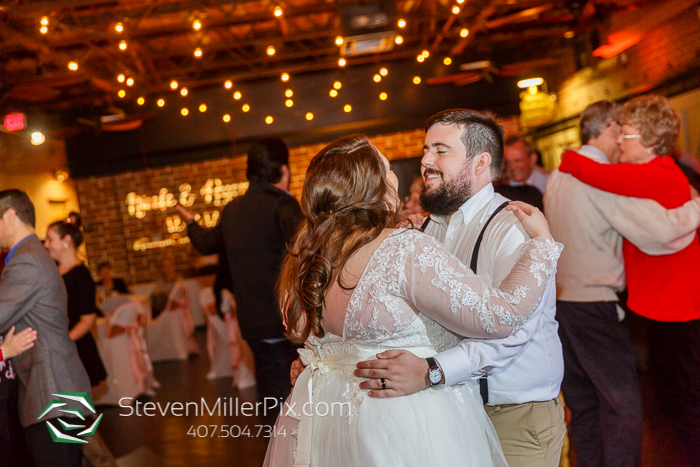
[379,68,388,76]
[417,55,425,63]
[40,16,49,26]
[117,74,126,83]
[40,26,48,34]
[285,99,293,107]
[170,80,178,90]
[379,92,388,100]
[343,104,352,113]
[335,36,344,46]
[285,89,293,97]
[180,87,188,96]
[126,77,134,86]
[281,73,290,82]
[422,50,430,58]
[443,57,452,65]
[157,99,165,107]
[67,61,78,71]
[329,89,338,97]
[233,91,242,100]
[452,5,460,14]
[115,22,124,33]
[394,35,403,45]
[118,90,126,98]
[333,81,342,90]
[306,112,314,120]
[199,104,207,112]
[224,80,233,89]
[460,28,469,38]
[397,19,406,28]
[119,40,127,51]
[413,76,421,84]
[181,108,189,116]
[273,6,283,17]
[266,45,275,56]
[194,48,202,58]
[373,74,382,83]
[30,132,45,146]
[137,97,145,105]
[192,19,202,31]
[242,104,250,112]
[223,114,231,122]
[457,0,465,3]
[338,58,346,67]
[265,116,273,124]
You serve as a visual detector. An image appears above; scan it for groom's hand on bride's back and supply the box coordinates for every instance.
[354,350,431,398]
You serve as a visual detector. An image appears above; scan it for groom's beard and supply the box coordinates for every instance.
[420,162,473,216]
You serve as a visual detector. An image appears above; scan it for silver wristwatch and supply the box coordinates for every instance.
[426,357,442,386]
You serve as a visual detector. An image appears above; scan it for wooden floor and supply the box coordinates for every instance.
[98,329,693,467]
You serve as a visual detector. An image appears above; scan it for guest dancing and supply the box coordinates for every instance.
[558,94,700,466]
[264,135,562,467]
[44,221,107,387]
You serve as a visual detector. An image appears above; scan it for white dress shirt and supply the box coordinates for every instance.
[426,184,563,405]
[510,168,550,194]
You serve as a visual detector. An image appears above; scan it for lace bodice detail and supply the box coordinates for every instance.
[342,229,562,347]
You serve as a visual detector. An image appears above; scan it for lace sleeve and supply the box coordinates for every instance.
[402,233,562,338]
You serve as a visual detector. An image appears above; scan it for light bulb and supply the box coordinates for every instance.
[379,67,388,76]
[333,81,342,90]
[233,91,241,100]
[192,19,202,31]
[115,22,124,33]
[460,28,469,38]
[117,74,125,83]
[266,45,275,56]
[338,58,346,67]
[335,36,344,46]
[170,80,178,90]
[343,104,352,113]
[373,74,381,83]
[194,48,202,58]
[281,73,289,82]
[285,99,293,107]
[126,77,134,86]
[137,97,145,105]
[394,35,403,45]
[224,80,233,89]
[119,40,127,51]
[306,112,314,120]
[67,61,78,71]
[180,87,188,96]
[413,76,421,84]
[242,104,250,112]
[199,104,207,112]
[443,57,452,65]
[265,116,273,124]
[223,114,231,122]
[181,108,189,116]
[397,19,406,28]
[157,99,165,107]
[379,92,388,100]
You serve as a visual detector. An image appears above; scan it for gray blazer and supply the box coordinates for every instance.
[0,234,91,427]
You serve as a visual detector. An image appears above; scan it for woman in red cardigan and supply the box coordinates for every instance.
[558,94,700,466]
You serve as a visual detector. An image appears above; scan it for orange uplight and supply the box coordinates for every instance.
[592,34,642,58]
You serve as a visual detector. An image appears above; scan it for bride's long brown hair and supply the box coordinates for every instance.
[278,134,402,344]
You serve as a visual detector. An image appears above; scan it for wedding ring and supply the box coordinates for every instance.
[380,378,386,389]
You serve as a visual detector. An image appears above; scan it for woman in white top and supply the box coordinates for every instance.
[264,134,562,467]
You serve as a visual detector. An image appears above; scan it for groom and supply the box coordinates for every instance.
[355,109,566,467]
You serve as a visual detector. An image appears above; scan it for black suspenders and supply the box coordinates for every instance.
[421,201,510,405]
[471,201,509,405]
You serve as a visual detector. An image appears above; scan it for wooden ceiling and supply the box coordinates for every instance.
[0,0,624,113]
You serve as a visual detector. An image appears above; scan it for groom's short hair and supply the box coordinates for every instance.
[425,109,505,179]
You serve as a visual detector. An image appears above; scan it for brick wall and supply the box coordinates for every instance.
[76,117,520,284]
[534,5,700,167]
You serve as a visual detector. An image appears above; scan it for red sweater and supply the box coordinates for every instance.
[558,151,700,322]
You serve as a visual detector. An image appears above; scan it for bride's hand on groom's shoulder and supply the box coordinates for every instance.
[354,350,431,398]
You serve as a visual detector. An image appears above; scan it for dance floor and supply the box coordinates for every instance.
[98,328,692,467]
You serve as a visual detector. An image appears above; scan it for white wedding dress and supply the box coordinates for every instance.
[264,229,562,467]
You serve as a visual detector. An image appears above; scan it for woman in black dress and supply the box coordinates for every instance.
[44,221,107,387]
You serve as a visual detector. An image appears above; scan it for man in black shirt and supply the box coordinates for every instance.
[179,139,304,407]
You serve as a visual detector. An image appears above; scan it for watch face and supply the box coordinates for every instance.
[429,368,442,384]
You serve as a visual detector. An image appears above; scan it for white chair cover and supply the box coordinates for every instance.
[200,287,234,380]
[145,281,196,362]
[220,290,256,390]
[95,300,154,406]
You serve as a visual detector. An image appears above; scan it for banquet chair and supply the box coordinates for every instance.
[199,287,234,380]
[146,280,200,362]
[94,300,154,406]
[220,290,256,390]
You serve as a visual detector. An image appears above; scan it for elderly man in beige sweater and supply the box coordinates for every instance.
[545,100,700,467]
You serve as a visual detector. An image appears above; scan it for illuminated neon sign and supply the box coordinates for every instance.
[3,113,25,131]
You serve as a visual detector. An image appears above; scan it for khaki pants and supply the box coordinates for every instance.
[485,397,566,467]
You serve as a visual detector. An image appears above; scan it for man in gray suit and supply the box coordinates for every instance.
[0,189,91,467]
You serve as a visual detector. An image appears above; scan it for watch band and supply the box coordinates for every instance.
[426,357,438,371]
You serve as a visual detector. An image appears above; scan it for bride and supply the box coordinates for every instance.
[264,135,562,467]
